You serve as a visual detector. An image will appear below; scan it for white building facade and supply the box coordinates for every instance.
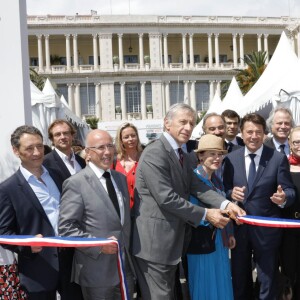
[27,15,300,121]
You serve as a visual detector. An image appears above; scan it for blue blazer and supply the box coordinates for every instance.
[223,145,295,249]
[0,169,62,293]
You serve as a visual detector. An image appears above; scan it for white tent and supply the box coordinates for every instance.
[31,79,89,145]
[237,31,300,119]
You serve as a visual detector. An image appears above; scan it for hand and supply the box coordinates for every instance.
[270,185,286,206]
[228,236,236,249]
[100,236,118,255]
[231,186,246,202]
[31,234,43,253]
[206,209,230,229]
[226,202,246,225]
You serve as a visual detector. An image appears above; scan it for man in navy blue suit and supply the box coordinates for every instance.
[223,113,295,300]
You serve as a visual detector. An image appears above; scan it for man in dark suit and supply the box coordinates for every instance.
[43,119,86,191]
[221,109,245,149]
[58,129,134,299]
[43,119,85,300]
[264,106,294,156]
[223,113,295,300]
[132,103,245,300]
[0,125,69,300]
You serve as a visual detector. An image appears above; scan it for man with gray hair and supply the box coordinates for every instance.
[132,103,245,299]
[264,106,295,156]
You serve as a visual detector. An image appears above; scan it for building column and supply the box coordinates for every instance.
[233,33,238,68]
[73,34,79,71]
[291,34,296,53]
[209,80,214,103]
[163,34,169,69]
[65,34,72,72]
[67,84,74,112]
[216,80,221,97]
[74,83,81,117]
[95,83,101,119]
[263,34,269,64]
[208,33,213,68]
[297,31,300,57]
[184,81,189,104]
[118,34,124,69]
[182,33,187,69]
[214,33,220,68]
[140,81,146,119]
[37,34,44,72]
[92,34,99,71]
[165,81,170,112]
[257,34,262,52]
[139,33,144,69]
[159,34,163,68]
[44,34,50,72]
[190,81,196,110]
[239,33,245,68]
[120,82,127,120]
[189,33,194,69]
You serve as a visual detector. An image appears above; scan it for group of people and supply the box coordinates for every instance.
[0,103,299,300]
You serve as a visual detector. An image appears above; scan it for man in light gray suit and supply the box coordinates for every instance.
[132,103,245,300]
[58,129,134,300]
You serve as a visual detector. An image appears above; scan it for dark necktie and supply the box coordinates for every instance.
[178,148,184,167]
[227,142,233,153]
[279,144,285,154]
[248,153,257,190]
[103,171,120,218]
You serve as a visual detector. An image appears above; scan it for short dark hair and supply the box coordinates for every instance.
[11,125,43,148]
[240,113,266,133]
[221,109,241,123]
[48,119,76,142]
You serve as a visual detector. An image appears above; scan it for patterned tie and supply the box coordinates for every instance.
[279,144,285,154]
[248,154,257,190]
[178,148,184,167]
[103,171,120,218]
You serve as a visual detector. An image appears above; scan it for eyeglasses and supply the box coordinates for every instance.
[88,144,114,152]
[292,140,300,146]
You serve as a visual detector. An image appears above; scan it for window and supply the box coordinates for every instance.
[162,55,172,63]
[187,55,200,63]
[30,57,38,66]
[126,83,141,113]
[88,56,100,65]
[124,55,138,63]
[219,55,228,63]
[195,82,209,111]
[80,84,95,115]
[170,81,184,105]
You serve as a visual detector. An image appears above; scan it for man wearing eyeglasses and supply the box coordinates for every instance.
[43,119,86,300]
[58,129,134,300]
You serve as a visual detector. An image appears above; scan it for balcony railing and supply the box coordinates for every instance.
[51,65,66,73]
[124,63,140,70]
[79,65,94,72]
[169,63,183,70]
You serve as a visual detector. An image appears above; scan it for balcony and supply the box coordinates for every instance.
[51,65,66,74]
[79,65,94,72]
[124,63,140,70]
[169,63,183,70]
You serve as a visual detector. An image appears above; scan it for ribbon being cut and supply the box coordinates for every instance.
[238,215,300,228]
[0,236,129,300]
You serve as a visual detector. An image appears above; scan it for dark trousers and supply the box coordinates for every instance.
[24,290,56,300]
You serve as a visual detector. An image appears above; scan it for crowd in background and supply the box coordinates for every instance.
[0,104,299,300]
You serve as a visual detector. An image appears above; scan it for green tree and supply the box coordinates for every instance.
[85,116,99,129]
[235,51,267,95]
[30,68,45,91]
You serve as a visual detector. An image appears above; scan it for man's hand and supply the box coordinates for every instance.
[206,209,230,229]
[231,186,246,202]
[100,236,118,255]
[270,185,286,206]
[31,234,43,253]
[226,202,246,225]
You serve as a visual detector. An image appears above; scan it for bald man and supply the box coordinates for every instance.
[58,130,134,300]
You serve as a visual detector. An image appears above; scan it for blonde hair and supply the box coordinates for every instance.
[288,126,300,144]
[115,123,143,159]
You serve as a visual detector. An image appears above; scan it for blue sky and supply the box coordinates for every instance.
[26,0,300,17]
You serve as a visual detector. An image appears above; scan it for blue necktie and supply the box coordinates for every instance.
[248,154,256,190]
[279,144,285,154]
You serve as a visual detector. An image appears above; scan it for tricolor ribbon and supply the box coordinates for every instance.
[238,215,300,228]
[0,236,129,300]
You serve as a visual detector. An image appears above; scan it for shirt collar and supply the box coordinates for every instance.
[88,162,111,179]
[244,144,263,158]
[55,147,75,161]
[272,137,289,149]
[20,164,48,182]
[225,137,238,145]
[163,132,181,151]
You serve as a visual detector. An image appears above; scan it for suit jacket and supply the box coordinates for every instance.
[0,169,61,292]
[43,150,86,192]
[58,166,131,288]
[263,137,276,149]
[223,145,295,249]
[132,134,228,265]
